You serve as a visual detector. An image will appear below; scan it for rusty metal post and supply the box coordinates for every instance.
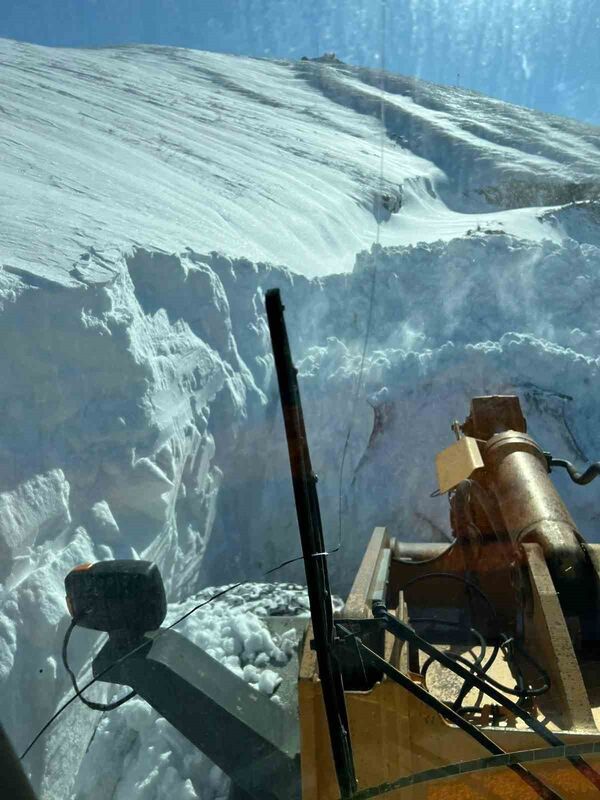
[485,431,584,569]
[464,397,590,620]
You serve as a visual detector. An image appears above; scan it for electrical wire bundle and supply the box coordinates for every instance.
[402,476,548,714]
[406,573,550,717]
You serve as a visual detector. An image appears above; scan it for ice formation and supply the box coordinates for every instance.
[0,38,599,799]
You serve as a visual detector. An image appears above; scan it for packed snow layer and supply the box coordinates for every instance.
[3,236,600,800]
[0,39,599,800]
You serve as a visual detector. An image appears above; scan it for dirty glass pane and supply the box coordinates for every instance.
[1,2,599,800]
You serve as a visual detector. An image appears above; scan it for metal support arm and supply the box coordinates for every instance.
[93,629,300,800]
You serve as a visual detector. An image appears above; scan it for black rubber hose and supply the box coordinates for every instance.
[410,617,486,657]
[62,618,136,712]
[348,633,565,800]
[437,648,549,697]
[373,601,600,792]
[452,641,499,712]
[401,572,500,627]
[420,645,500,711]
[402,574,549,697]
[410,616,490,709]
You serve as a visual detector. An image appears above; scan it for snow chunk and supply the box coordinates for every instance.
[257,669,282,696]
[0,470,70,578]
[86,501,120,542]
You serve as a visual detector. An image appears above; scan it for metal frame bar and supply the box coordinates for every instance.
[265,288,357,799]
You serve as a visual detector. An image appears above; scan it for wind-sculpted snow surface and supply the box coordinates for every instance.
[4,0,599,126]
[1,38,600,279]
[0,39,599,800]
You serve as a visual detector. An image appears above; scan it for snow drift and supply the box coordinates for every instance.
[0,38,599,799]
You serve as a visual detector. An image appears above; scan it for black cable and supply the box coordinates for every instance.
[25,541,340,760]
[410,616,490,711]
[410,617,485,652]
[440,646,549,698]
[430,491,504,709]
[418,630,549,701]
[401,572,500,627]
[348,633,564,800]
[503,635,553,697]
[165,583,247,630]
[373,601,600,793]
[420,646,498,706]
[56,558,316,720]
[402,553,548,708]
[548,456,600,485]
[461,478,528,638]
[403,573,549,698]
[421,643,501,713]
[62,618,136,712]
[20,581,245,760]
[453,641,499,712]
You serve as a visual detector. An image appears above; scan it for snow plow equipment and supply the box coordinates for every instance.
[65,294,600,800]
[296,392,600,800]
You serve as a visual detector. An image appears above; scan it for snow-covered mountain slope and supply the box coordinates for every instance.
[1,38,599,280]
[0,39,600,800]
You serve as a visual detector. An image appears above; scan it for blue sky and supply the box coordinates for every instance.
[1,0,599,124]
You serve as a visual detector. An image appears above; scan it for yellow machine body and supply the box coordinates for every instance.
[298,396,600,799]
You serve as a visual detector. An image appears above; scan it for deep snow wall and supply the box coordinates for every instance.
[2,223,600,796]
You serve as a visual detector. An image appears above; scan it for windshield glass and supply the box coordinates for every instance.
[1,3,600,800]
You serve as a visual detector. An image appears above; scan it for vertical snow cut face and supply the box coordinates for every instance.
[2,232,600,799]
[0,38,599,800]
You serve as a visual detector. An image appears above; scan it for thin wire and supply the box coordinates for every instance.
[263,556,305,575]
[22,539,337,761]
[263,548,332,576]
[62,618,136,711]
[20,582,245,760]
[336,0,387,554]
